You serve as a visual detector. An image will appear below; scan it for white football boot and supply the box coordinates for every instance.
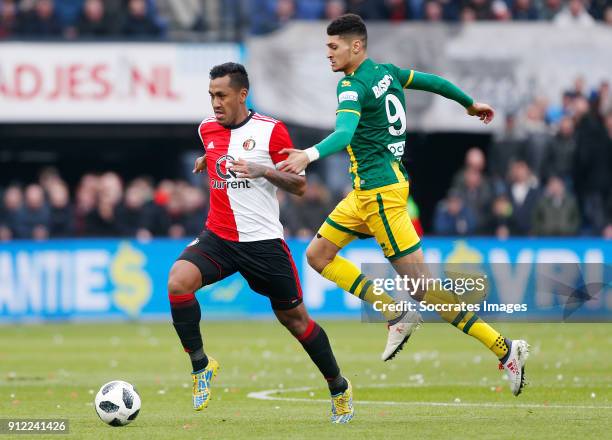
[381,309,423,361]
[499,339,530,396]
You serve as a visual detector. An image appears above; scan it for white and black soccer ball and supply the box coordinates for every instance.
[94,380,141,427]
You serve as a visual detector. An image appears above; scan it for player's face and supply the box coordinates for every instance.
[326,35,352,72]
[209,76,247,126]
[326,35,362,73]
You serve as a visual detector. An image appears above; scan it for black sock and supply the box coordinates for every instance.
[170,293,208,372]
[296,320,346,395]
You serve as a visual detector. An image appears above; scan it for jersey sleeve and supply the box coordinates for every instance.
[197,120,206,149]
[336,78,367,117]
[269,121,293,165]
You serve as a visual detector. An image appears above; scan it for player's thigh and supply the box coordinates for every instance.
[174,230,237,290]
[236,239,304,311]
[363,185,421,260]
[317,190,372,250]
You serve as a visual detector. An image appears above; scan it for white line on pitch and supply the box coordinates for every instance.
[247,387,612,410]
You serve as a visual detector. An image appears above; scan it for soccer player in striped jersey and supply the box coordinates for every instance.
[168,63,353,422]
[280,14,529,396]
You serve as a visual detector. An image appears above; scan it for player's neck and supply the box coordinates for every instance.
[344,56,368,75]
[225,107,251,128]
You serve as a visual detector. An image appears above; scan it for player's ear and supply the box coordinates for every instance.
[239,88,248,103]
[352,39,361,54]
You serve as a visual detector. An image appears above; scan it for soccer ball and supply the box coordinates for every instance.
[94,380,141,427]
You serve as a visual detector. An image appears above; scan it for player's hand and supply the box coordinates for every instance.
[229,158,270,179]
[467,102,495,124]
[192,155,207,173]
[278,148,310,174]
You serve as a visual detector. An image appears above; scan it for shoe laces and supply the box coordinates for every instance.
[332,392,351,415]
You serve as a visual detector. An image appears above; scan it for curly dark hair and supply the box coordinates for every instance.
[326,13,367,48]
[209,62,249,90]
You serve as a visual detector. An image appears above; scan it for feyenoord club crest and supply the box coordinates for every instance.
[242,137,256,151]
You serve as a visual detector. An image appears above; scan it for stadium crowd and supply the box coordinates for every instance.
[433,77,612,238]
[248,0,612,33]
[1,0,612,40]
[0,0,166,39]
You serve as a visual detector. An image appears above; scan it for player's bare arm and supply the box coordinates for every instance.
[229,158,306,196]
[192,155,207,173]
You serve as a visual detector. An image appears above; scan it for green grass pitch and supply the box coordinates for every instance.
[1,321,610,439]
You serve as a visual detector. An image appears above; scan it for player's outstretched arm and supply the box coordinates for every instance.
[402,70,494,124]
[278,111,360,173]
[229,159,306,196]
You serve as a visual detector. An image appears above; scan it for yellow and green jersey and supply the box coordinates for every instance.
[336,59,413,190]
[315,58,474,191]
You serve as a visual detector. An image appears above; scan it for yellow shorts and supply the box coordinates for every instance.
[318,182,421,260]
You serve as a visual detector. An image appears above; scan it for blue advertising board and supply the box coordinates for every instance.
[0,238,610,322]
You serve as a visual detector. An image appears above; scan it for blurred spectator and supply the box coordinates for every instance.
[121,0,163,38]
[423,0,443,20]
[453,167,493,231]
[386,0,412,21]
[347,0,389,20]
[1,185,24,240]
[115,180,154,239]
[436,0,461,20]
[0,0,19,38]
[604,5,612,25]
[546,91,576,125]
[603,191,612,239]
[539,0,563,20]
[574,99,611,234]
[554,0,595,26]
[541,116,577,184]
[521,99,551,175]
[325,0,347,19]
[23,184,51,240]
[598,81,611,115]
[532,176,580,236]
[433,189,477,236]
[450,147,493,230]
[489,113,527,192]
[84,172,123,236]
[18,0,63,37]
[48,180,74,237]
[491,0,512,20]
[460,5,478,21]
[75,0,115,38]
[295,0,326,18]
[507,159,540,235]
[452,147,486,186]
[485,194,515,239]
[466,0,493,20]
[511,0,538,20]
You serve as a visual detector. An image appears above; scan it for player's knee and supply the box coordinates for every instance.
[277,313,308,336]
[306,245,331,273]
[167,276,192,296]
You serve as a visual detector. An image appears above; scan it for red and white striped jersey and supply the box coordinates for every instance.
[198,111,293,242]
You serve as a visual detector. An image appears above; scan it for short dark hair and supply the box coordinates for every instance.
[209,62,249,90]
[327,14,367,48]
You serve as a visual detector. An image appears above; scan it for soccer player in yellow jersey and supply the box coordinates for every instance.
[280,14,529,396]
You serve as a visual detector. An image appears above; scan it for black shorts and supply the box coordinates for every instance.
[177,230,303,310]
